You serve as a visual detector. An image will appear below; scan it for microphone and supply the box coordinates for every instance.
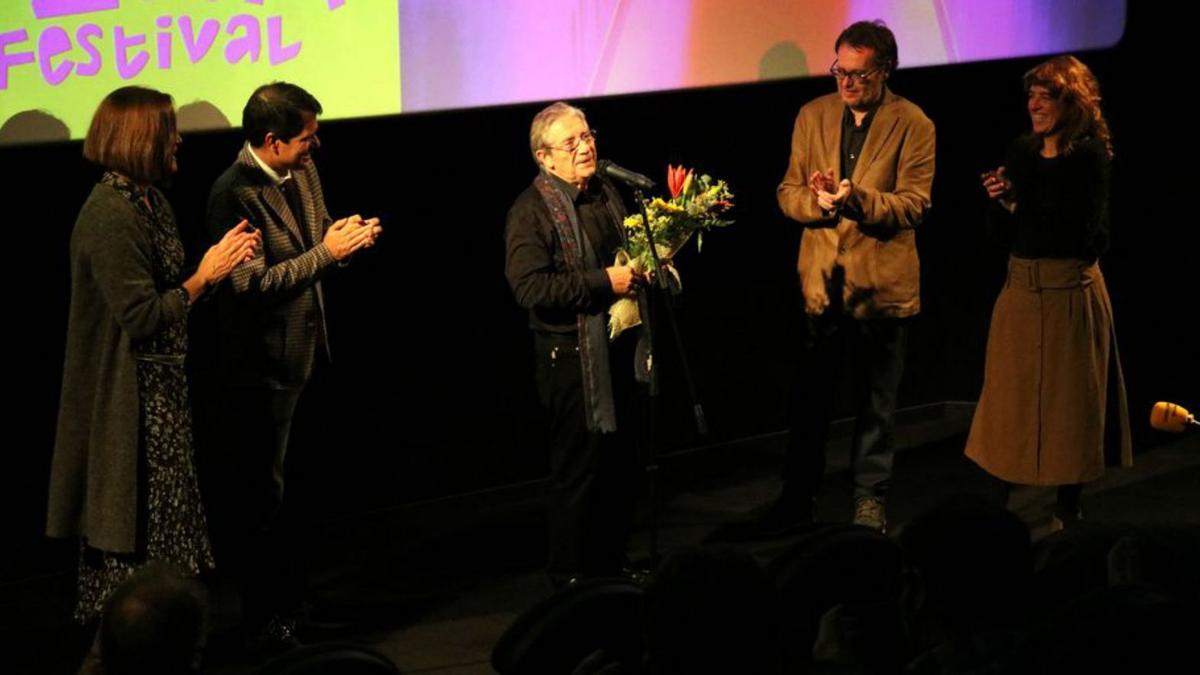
[598,160,656,190]
[1150,401,1199,432]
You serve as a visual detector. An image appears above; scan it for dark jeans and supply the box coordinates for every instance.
[785,310,908,501]
[534,331,642,582]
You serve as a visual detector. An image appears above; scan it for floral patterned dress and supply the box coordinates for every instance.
[74,172,214,621]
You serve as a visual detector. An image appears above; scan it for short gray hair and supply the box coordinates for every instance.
[529,101,586,162]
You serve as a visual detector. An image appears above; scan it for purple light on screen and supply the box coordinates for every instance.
[930,0,1125,63]
[242,0,345,7]
[329,0,345,8]
[843,0,1125,66]
[31,0,119,20]
[400,1,693,113]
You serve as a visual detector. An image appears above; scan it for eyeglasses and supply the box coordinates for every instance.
[544,129,597,155]
[829,60,882,83]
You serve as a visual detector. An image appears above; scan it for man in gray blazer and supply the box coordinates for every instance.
[204,81,380,655]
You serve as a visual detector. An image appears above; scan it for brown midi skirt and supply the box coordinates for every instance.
[965,257,1132,485]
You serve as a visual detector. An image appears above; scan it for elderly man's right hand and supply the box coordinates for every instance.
[606,265,644,297]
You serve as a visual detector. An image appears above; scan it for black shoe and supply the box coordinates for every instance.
[620,566,650,586]
[1050,510,1082,533]
[245,616,302,663]
[548,571,583,591]
[717,495,815,540]
[549,561,648,590]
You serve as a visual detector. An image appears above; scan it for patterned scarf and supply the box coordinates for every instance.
[533,171,627,432]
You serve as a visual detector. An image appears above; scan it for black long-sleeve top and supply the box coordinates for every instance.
[504,174,625,333]
[990,136,1111,262]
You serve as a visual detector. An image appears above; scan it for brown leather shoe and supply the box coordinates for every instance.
[852,496,887,533]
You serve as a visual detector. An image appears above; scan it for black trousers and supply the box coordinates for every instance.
[784,310,908,501]
[534,331,642,582]
[205,358,329,629]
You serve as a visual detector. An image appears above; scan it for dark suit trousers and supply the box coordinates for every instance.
[214,358,328,627]
[534,331,641,582]
[784,310,908,501]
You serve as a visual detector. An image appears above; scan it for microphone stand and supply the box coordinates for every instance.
[630,186,708,570]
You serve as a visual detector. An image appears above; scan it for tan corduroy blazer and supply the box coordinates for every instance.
[778,88,935,318]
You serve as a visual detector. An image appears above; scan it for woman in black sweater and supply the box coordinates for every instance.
[964,56,1132,529]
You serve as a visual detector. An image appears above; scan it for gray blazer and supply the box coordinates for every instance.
[205,145,335,389]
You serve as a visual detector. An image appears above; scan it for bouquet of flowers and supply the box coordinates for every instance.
[608,164,734,339]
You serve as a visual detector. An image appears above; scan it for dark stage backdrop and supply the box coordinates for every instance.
[3,5,1193,582]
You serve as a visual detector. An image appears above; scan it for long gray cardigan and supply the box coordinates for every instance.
[46,182,189,553]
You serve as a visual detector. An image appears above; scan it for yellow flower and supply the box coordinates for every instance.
[650,197,685,213]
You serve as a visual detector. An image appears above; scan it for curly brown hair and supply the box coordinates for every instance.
[1023,55,1112,159]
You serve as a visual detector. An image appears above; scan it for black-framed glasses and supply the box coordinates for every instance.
[544,129,597,154]
[829,60,882,83]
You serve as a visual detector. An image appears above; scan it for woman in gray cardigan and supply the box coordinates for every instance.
[46,86,260,622]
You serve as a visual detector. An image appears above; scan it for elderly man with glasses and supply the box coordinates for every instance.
[504,101,647,587]
[747,20,935,535]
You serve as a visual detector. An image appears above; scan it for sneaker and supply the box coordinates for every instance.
[852,496,887,533]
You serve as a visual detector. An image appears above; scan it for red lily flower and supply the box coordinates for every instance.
[667,164,686,199]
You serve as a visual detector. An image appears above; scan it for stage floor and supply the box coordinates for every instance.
[7,405,1198,674]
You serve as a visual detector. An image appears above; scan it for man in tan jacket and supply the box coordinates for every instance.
[760,20,935,534]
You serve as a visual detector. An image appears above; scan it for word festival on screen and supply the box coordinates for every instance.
[1,0,348,89]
